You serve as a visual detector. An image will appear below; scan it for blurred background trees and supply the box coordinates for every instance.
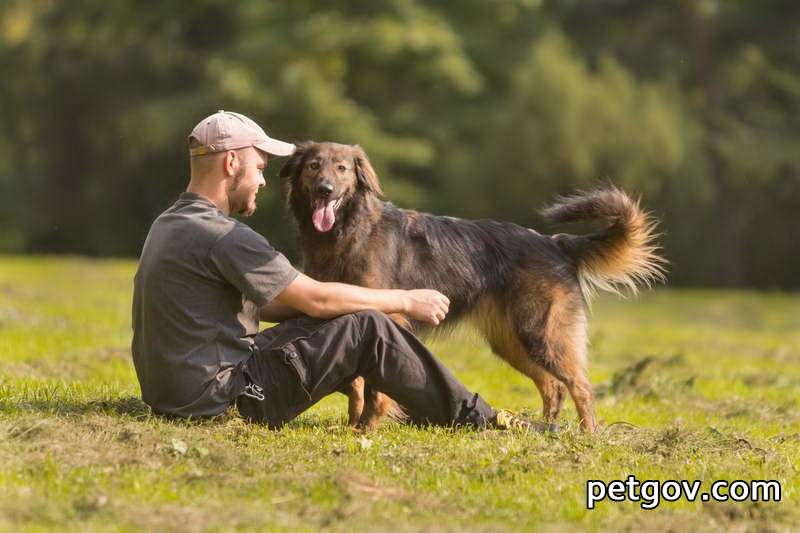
[1,0,798,288]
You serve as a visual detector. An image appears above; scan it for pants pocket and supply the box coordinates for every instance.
[236,362,271,424]
[275,343,313,406]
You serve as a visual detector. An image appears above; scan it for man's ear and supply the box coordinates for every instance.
[278,142,311,179]
[352,145,384,197]
[223,150,239,178]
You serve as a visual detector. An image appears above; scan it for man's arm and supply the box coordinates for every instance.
[260,299,306,322]
[275,272,450,326]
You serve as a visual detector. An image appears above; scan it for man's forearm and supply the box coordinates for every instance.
[275,273,408,319]
[312,282,408,318]
[275,272,446,325]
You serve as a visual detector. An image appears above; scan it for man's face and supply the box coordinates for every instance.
[228,148,267,216]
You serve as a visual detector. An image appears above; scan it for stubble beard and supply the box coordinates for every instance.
[228,167,256,216]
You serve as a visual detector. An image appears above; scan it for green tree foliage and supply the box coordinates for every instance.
[0,0,797,287]
[454,31,695,215]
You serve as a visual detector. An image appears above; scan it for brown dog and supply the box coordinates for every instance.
[279,142,666,432]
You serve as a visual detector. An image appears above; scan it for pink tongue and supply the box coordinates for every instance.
[312,201,336,232]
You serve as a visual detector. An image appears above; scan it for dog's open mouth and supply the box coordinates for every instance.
[311,197,342,232]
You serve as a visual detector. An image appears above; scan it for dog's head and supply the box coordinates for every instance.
[279,142,383,233]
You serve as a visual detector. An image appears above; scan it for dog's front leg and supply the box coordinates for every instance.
[358,388,402,431]
[345,376,365,427]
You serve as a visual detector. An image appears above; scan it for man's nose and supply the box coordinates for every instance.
[316,181,334,197]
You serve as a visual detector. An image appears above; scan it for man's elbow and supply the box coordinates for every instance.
[304,294,335,319]
[282,278,341,319]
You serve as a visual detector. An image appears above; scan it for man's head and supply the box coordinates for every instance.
[188,142,265,216]
[188,110,295,216]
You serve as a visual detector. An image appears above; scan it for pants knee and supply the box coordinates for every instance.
[353,309,392,327]
[352,309,406,346]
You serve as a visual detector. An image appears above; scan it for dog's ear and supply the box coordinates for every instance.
[278,142,310,179]
[352,145,384,197]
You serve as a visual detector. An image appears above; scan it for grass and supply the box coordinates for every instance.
[1,255,798,531]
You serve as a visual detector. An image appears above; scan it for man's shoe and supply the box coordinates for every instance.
[491,410,559,433]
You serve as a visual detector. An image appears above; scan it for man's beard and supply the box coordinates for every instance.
[228,168,254,216]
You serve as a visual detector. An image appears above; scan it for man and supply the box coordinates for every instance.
[132,110,535,431]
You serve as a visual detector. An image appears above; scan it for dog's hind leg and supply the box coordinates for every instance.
[524,293,596,433]
[486,332,566,425]
[559,369,595,433]
[502,278,596,432]
[527,363,566,424]
[550,305,596,432]
[477,299,566,425]
[544,353,595,433]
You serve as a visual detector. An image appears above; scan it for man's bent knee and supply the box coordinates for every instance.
[351,309,403,340]
[352,309,391,325]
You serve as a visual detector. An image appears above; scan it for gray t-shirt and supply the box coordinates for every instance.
[132,192,299,417]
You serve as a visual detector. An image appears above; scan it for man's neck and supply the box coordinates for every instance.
[186,179,231,216]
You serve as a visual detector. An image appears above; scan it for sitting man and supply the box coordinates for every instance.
[131,110,534,431]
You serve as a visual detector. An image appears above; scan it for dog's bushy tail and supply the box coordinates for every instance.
[541,186,667,303]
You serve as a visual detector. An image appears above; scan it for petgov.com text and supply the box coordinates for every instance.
[586,476,782,510]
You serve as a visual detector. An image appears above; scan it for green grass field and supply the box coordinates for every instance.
[1,256,798,532]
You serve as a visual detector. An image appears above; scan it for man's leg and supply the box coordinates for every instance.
[236,310,496,429]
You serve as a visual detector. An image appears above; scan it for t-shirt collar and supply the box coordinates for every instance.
[177,191,222,209]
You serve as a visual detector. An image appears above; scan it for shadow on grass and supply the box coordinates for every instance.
[1,395,247,427]
[2,396,151,418]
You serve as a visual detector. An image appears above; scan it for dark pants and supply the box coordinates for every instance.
[236,310,495,429]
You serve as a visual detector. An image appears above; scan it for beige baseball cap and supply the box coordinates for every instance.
[188,110,295,158]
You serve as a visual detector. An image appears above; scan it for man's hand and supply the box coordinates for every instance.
[403,289,450,326]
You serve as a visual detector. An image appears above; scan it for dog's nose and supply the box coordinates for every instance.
[316,181,334,197]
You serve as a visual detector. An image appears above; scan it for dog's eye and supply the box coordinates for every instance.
[308,161,320,170]
[337,165,346,172]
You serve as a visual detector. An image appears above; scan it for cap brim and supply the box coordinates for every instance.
[254,137,295,158]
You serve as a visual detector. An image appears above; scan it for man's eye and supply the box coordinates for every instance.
[309,162,320,170]
[337,165,346,172]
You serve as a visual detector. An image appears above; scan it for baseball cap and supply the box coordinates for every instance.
[188,110,295,158]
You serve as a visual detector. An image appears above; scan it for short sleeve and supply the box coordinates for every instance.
[210,224,299,306]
